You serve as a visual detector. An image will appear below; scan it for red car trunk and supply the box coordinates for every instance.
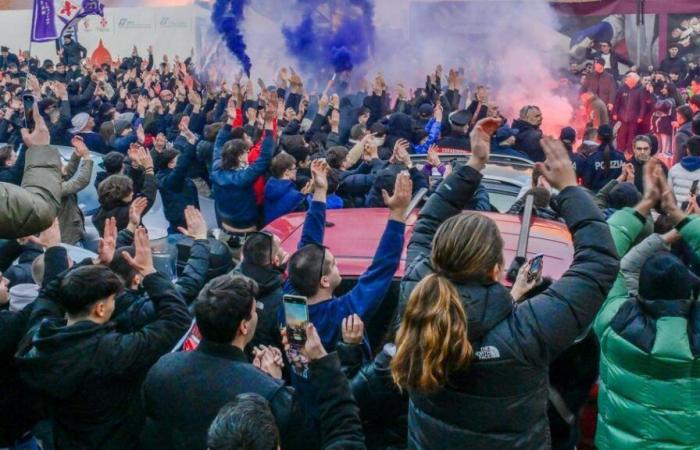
[265,208,574,282]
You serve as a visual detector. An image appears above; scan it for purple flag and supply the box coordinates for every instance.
[31,0,59,42]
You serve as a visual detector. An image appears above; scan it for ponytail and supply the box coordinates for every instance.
[391,273,473,394]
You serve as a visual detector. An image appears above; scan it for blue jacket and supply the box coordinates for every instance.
[211,126,274,229]
[279,200,405,355]
[413,118,442,155]
[157,136,200,234]
[305,194,343,210]
[264,178,305,225]
[579,146,626,192]
[75,132,107,155]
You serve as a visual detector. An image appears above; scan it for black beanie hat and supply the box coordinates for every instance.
[639,252,698,300]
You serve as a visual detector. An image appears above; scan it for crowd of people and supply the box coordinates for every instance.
[1,32,700,450]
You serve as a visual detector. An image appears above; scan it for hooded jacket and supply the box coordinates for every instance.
[264,177,305,225]
[398,165,619,450]
[669,156,700,205]
[594,211,700,450]
[512,119,545,162]
[235,260,285,350]
[15,247,192,450]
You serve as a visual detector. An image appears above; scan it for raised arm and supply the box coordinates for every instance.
[513,138,624,363]
[339,172,411,322]
[101,228,192,377]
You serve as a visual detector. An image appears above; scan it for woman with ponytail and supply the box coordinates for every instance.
[579,124,626,192]
[392,117,619,449]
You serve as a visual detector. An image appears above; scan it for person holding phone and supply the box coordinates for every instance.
[142,274,326,450]
[390,118,619,450]
[284,164,412,358]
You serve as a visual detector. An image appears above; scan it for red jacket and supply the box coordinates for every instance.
[247,117,277,206]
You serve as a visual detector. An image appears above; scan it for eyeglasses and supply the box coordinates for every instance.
[305,242,328,284]
[246,231,275,265]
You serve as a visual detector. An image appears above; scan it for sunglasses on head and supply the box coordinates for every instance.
[305,242,328,284]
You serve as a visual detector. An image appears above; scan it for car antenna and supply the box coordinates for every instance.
[506,194,534,283]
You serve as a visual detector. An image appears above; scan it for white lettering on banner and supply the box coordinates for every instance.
[159,17,189,29]
[475,346,501,360]
[594,160,624,171]
[118,18,153,30]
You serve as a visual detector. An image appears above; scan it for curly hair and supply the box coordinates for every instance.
[221,139,251,170]
[98,174,133,205]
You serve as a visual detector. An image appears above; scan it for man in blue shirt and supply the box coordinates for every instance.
[282,162,412,357]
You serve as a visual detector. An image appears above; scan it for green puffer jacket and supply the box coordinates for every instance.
[594,209,700,450]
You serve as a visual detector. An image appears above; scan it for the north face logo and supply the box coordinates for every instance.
[475,346,501,360]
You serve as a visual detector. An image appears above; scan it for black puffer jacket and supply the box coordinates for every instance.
[512,119,544,162]
[398,165,619,449]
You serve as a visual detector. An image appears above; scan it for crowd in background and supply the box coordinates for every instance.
[1,32,700,450]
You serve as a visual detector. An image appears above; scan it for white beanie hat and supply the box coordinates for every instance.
[69,112,90,133]
[9,283,39,312]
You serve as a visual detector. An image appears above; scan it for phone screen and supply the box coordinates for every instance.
[283,295,309,346]
[527,254,544,282]
[691,180,699,196]
[22,94,35,131]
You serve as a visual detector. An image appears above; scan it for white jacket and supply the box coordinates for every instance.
[668,161,700,205]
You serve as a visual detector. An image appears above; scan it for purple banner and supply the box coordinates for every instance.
[31,0,59,42]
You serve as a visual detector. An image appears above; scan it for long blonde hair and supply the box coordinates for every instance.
[391,213,504,393]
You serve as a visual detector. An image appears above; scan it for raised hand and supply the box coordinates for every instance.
[176,206,208,240]
[342,314,364,345]
[427,144,441,167]
[95,217,117,265]
[264,91,278,129]
[384,171,413,222]
[310,159,330,192]
[121,227,155,276]
[536,137,577,191]
[468,117,500,171]
[21,102,50,147]
[128,197,149,232]
[72,135,90,159]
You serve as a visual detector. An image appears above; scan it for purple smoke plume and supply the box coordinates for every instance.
[211,0,252,76]
[282,0,375,74]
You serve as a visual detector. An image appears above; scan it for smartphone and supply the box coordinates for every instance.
[691,180,699,197]
[22,93,35,131]
[527,254,544,283]
[283,294,309,347]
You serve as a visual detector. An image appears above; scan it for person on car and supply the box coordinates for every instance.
[594,161,700,450]
[16,225,192,450]
[391,117,619,449]
[490,126,530,160]
[212,97,275,241]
